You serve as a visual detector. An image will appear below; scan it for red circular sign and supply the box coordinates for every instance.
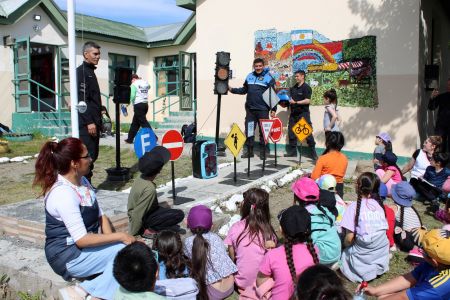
[161,130,184,161]
[269,117,283,143]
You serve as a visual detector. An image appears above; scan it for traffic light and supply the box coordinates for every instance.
[214,51,230,95]
[113,67,132,104]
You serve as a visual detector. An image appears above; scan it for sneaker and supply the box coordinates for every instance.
[124,139,133,144]
[284,151,297,157]
[241,149,254,158]
[407,247,424,266]
[58,286,87,300]
[431,200,440,213]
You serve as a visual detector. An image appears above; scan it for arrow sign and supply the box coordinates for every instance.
[259,119,274,145]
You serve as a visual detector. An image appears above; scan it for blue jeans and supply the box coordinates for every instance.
[66,243,125,300]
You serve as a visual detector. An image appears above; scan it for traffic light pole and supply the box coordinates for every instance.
[215,94,226,156]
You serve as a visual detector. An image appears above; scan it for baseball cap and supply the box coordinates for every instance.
[187,205,212,230]
[316,174,337,191]
[279,205,311,238]
[380,151,397,166]
[138,146,170,176]
[292,177,320,202]
[422,229,450,265]
[391,182,415,207]
[377,132,391,143]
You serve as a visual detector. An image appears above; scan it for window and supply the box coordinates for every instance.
[154,55,179,96]
[108,53,136,96]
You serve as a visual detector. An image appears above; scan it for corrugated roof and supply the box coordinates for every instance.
[143,22,184,42]
[74,13,147,42]
[0,0,28,17]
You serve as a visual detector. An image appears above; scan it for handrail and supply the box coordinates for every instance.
[151,88,180,122]
[101,92,110,111]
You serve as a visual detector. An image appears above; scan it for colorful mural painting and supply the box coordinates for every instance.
[255,29,378,107]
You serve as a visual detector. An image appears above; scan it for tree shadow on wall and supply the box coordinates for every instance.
[345,0,434,153]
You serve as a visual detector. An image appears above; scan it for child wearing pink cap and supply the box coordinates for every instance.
[373,132,392,170]
[292,177,341,266]
[183,205,237,300]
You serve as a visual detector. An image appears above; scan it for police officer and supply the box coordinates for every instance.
[77,41,102,182]
[284,70,318,161]
[125,74,152,144]
[229,58,276,159]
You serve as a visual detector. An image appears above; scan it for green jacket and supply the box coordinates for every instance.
[127,176,158,236]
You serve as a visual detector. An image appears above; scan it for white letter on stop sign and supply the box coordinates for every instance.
[141,133,150,154]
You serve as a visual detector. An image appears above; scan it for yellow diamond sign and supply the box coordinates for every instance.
[225,123,246,157]
[292,117,313,142]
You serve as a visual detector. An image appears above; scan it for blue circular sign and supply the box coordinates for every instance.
[134,128,157,159]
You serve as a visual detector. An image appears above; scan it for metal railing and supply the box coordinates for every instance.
[150,88,180,122]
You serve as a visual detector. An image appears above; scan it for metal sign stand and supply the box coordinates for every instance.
[171,161,177,204]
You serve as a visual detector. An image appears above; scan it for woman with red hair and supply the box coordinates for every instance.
[34,137,135,300]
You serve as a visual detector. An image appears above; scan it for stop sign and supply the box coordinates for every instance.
[269,117,283,143]
[161,130,184,161]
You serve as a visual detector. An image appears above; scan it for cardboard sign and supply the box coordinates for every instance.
[292,117,313,142]
[224,123,246,157]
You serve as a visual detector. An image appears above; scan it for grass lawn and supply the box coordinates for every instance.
[0,137,193,205]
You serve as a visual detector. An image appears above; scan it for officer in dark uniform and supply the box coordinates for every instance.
[284,70,318,161]
[77,41,102,182]
[229,58,276,159]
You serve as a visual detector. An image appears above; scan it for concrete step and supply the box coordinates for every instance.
[168,111,194,117]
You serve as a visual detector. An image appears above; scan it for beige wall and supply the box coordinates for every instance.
[0,5,67,126]
[195,0,421,156]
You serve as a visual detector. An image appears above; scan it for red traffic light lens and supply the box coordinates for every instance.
[217,67,229,80]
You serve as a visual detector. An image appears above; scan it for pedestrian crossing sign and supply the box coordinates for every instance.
[292,117,313,142]
[225,123,246,157]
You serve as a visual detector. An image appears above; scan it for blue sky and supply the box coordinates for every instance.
[53,0,192,27]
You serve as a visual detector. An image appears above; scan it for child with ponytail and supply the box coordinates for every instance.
[184,205,237,300]
[257,205,319,300]
[292,177,341,266]
[224,188,277,296]
[153,230,190,280]
[340,172,390,282]
[323,88,340,133]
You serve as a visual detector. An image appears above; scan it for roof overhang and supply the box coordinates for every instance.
[176,0,196,11]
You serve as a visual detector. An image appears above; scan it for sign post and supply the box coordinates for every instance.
[292,117,313,167]
[269,117,283,167]
[259,119,274,173]
[224,123,246,183]
[161,130,184,205]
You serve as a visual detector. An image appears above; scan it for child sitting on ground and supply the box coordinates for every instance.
[375,151,404,195]
[364,228,450,299]
[184,205,237,300]
[340,172,390,282]
[387,182,422,252]
[127,146,185,237]
[153,230,190,280]
[415,152,450,212]
[256,205,319,300]
[297,264,352,300]
[292,177,341,266]
[317,174,347,234]
[224,188,277,297]
[435,195,450,231]
[373,132,392,170]
[113,242,166,299]
[101,106,113,137]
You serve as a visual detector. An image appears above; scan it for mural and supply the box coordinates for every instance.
[255,29,378,107]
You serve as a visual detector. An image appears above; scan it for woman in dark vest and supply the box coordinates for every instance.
[34,137,135,300]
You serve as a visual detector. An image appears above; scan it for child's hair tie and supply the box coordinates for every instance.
[251,204,256,210]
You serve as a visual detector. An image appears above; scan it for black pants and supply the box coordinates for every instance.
[79,125,100,182]
[244,108,269,147]
[143,206,185,232]
[288,112,316,147]
[127,103,151,141]
[410,178,441,201]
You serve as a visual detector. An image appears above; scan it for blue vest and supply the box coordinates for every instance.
[44,180,100,280]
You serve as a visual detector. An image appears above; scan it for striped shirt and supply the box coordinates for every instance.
[395,205,421,230]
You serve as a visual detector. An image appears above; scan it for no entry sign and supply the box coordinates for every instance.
[161,130,184,161]
[269,117,283,143]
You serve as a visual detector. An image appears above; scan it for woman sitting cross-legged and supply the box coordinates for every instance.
[34,137,136,300]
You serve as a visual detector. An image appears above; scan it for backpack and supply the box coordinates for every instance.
[181,123,196,143]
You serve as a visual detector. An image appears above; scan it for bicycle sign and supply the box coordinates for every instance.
[292,117,313,142]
